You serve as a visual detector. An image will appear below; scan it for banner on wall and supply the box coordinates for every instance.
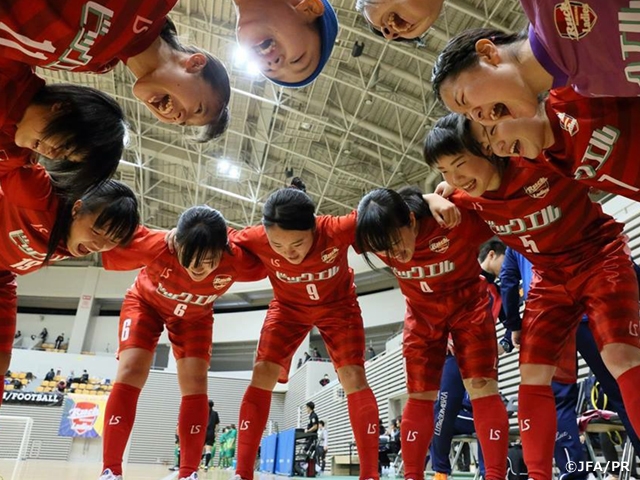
[58,394,107,438]
[2,390,64,406]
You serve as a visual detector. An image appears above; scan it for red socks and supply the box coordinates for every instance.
[471,395,509,480]
[400,398,434,480]
[236,386,272,480]
[102,383,141,475]
[347,388,380,480]
[617,364,640,433]
[178,394,208,478]
[518,385,556,480]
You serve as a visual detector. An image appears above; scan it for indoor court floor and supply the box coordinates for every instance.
[0,462,367,480]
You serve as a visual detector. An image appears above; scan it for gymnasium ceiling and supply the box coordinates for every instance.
[38,0,528,231]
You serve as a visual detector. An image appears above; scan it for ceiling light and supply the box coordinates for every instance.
[233,45,249,67]
[246,61,262,77]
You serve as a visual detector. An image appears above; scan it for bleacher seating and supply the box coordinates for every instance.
[35,376,112,395]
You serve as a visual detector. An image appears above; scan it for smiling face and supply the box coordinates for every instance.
[438,41,538,126]
[375,217,419,264]
[66,203,123,257]
[473,114,548,159]
[265,225,315,264]
[360,0,443,40]
[235,0,322,84]
[132,53,222,127]
[178,248,222,282]
[362,0,444,40]
[14,104,82,161]
[434,148,502,197]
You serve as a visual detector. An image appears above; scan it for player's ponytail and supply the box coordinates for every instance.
[356,187,428,268]
[175,205,231,269]
[262,177,316,231]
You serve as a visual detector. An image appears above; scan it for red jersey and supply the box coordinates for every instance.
[0,163,69,274]
[102,228,267,321]
[234,213,357,308]
[452,159,623,269]
[378,207,493,308]
[533,87,640,201]
[0,0,177,73]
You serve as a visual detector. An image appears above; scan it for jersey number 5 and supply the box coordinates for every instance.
[306,283,320,301]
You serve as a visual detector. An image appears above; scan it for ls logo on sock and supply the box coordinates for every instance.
[406,431,418,442]
[367,424,377,434]
[520,419,531,431]
[490,429,502,440]
[191,425,201,434]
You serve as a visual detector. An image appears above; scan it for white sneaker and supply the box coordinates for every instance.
[179,473,198,480]
[99,469,123,480]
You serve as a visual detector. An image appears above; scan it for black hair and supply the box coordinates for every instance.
[208,400,214,408]
[424,113,490,168]
[431,28,527,102]
[45,179,140,264]
[160,17,230,142]
[356,186,431,268]
[319,420,325,427]
[478,238,506,262]
[262,178,316,231]
[31,84,126,196]
[175,205,231,269]
[306,401,315,410]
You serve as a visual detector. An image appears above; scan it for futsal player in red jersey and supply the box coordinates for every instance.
[477,87,640,201]
[98,206,266,480]
[424,113,640,480]
[0,1,230,139]
[0,57,127,195]
[0,157,139,410]
[355,186,509,480]
[230,178,381,480]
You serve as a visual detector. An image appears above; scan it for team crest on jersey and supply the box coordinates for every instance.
[523,177,550,199]
[429,236,450,253]
[320,247,340,264]
[554,1,597,40]
[213,275,233,290]
[556,112,579,136]
[30,224,49,235]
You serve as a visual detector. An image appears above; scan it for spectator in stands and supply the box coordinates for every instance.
[56,379,67,393]
[80,370,89,383]
[12,378,22,390]
[317,420,329,472]
[39,327,48,343]
[203,399,220,472]
[319,374,330,387]
[14,330,21,339]
[312,347,322,359]
[297,358,303,369]
[45,369,55,382]
[366,346,376,360]
[303,352,311,363]
[54,333,64,350]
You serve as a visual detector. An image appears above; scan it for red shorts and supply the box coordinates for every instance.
[403,282,498,393]
[118,293,213,361]
[521,237,640,371]
[256,299,365,383]
[0,271,17,354]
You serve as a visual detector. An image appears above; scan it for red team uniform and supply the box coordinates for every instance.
[533,87,640,200]
[99,227,265,478]
[377,207,508,480]
[232,213,380,480]
[452,159,640,480]
[0,160,69,404]
[0,0,176,74]
[0,1,177,145]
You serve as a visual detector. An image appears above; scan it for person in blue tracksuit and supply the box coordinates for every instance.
[500,247,640,480]
[430,239,510,479]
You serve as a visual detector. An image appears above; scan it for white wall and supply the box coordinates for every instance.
[15,313,74,342]
[10,349,119,380]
